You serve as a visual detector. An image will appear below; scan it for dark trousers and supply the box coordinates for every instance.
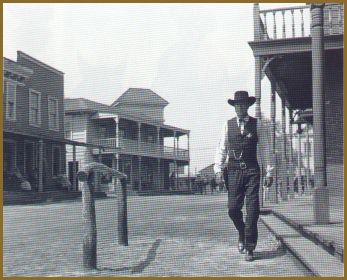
[227,168,260,251]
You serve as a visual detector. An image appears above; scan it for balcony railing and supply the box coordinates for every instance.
[256,4,343,41]
[91,137,189,160]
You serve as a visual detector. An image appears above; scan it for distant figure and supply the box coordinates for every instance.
[210,177,217,194]
[169,171,176,190]
[263,165,274,201]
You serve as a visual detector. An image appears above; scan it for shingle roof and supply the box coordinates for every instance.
[111,88,169,107]
[64,98,113,114]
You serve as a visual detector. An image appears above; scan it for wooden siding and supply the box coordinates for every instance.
[5,54,65,141]
[116,104,165,124]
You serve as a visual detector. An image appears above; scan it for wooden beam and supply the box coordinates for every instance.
[248,34,343,56]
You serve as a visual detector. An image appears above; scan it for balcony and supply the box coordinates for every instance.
[250,4,344,56]
[257,4,343,41]
[91,137,189,161]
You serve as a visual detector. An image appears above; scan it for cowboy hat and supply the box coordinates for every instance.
[228,91,256,106]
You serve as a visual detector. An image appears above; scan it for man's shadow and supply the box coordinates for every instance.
[253,245,287,261]
[97,238,162,274]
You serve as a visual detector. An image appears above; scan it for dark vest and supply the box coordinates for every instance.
[227,116,259,170]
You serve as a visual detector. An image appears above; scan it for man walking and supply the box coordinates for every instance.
[214,91,272,262]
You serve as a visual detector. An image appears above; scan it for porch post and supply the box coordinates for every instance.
[281,99,288,201]
[157,127,161,154]
[157,158,161,191]
[174,160,178,190]
[137,122,142,151]
[38,139,44,192]
[253,4,261,41]
[297,132,303,194]
[115,117,119,149]
[311,3,329,224]
[173,131,177,157]
[130,156,133,190]
[138,156,142,191]
[72,144,77,191]
[112,155,116,192]
[188,133,191,192]
[255,56,262,119]
[306,124,311,193]
[288,109,294,198]
[270,81,278,204]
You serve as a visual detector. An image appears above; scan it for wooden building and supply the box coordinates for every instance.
[3,52,67,192]
[64,88,190,193]
[249,3,343,223]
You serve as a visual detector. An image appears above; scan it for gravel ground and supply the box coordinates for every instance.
[3,194,311,276]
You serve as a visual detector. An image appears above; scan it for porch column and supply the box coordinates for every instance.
[253,4,261,41]
[115,117,119,148]
[305,124,311,193]
[138,156,142,191]
[112,155,116,192]
[38,139,44,192]
[137,123,142,151]
[173,131,177,157]
[311,3,329,224]
[72,144,77,191]
[188,133,191,192]
[297,132,303,194]
[174,160,178,190]
[130,156,133,190]
[270,81,278,204]
[157,158,161,190]
[255,56,262,119]
[157,127,161,155]
[281,99,288,201]
[288,110,294,198]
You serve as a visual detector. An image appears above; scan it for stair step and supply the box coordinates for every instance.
[261,214,344,277]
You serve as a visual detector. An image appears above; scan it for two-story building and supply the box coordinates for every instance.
[248,3,343,222]
[64,88,190,193]
[3,51,66,192]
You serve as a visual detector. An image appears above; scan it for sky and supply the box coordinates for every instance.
[3,3,306,173]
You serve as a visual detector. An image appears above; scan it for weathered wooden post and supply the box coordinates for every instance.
[117,177,128,246]
[78,170,97,270]
[77,162,127,270]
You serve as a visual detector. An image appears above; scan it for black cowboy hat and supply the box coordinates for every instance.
[228,91,256,106]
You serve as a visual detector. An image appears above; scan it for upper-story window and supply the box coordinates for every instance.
[48,97,59,131]
[4,80,17,121]
[29,89,41,127]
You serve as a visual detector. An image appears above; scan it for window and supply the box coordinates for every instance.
[52,145,61,176]
[48,97,59,131]
[4,80,17,121]
[29,89,41,126]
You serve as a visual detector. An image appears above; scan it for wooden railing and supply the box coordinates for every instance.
[92,137,189,160]
[256,4,343,41]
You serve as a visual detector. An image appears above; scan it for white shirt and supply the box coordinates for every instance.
[214,116,273,174]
